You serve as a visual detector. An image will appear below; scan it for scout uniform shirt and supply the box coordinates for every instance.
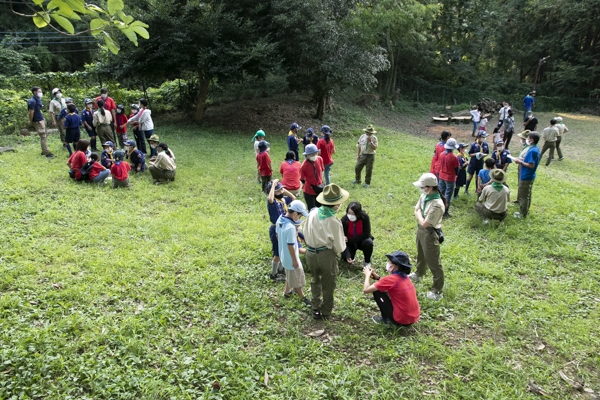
[542,125,559,142]
[357,134,378,155]
[415,194,444,229]
[304,207,345,254]
[479,184,510,213]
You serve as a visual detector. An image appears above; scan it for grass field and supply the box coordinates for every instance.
[0,109,599,399]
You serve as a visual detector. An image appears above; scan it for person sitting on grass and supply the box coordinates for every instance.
[276,200,312,307]
[477,158,496,195]
[340,201,374,268]
[125,140,146,173]
[475,169,510,223]
[101,141,115,169]
[362,251,420,325]
[67,139,89,181]
[110,150,131,188]
[149,143,176,185]
[267,180,296,282]
[87,153,110,184]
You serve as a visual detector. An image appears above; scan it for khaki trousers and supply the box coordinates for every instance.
[149,165,176,181]
[415,226,444,293]
[355,154,375,185]
[474,202,507,221]
[54,116,66,144]
[556,136,563,159]
[33,120,49,155]
[518,179,534,218]
[307,249,338,316]
[540,141,556,166]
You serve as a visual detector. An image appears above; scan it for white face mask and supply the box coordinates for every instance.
[526,139,532,145]
[385,262,394,273]
[101,94,108,99]
[347,214,357,222]
[308,155,317,161]
[497,146,504,151]
[36,92,43,98]
[125,146,130,151]
[56,93,62,99]
[420,188,427,195]
[150,144,157,149]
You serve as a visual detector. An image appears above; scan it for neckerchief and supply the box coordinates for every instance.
[286,159,294,165]
[422,192,441,218]
[491,182,504,192]
[318,206,336,220]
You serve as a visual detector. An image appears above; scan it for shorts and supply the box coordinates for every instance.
[269,224,279,257]
[85,128,96,137]
[467,162,483,175]
[65,129,81,143]
[285,265,306,289]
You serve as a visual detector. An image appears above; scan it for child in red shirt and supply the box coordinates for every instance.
[88,153,110,183]
[256,140,272,193]
[316,125,335,185]
[67,139,90,181]
[110,150,131,188]
[115,104,128,149]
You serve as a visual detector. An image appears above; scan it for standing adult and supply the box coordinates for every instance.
[353,124,378,188]
[429,130,451,177]
[287,122,302,161]
[340,201,374,268]
[523,110,538,132]
[94,88,117,136]
[474,169,510,222]
[126,99,155,157]
[410,173,446,301]
[304,183,349,320]
[28,86,55,158]
[48,88,67,149]
[497,102,511,128]
[513,132,541,219]
[503,109,515,149]
[470,106,481,137]
[554,116,568,161]
[93,99,114,145]
[299,144,324,210]
[280,151,302,196]
[523,91,535,119]
[316,125,335,185]
[437,138,459,218]
[464,132,489,195]
[540,119,559,166]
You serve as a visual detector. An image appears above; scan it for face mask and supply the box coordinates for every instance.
[526,139,532,145]
[347,214,357,222]
[420,188,427,195]
[105,148,112,153]
[497,146,504,151]
[150,144,157,149]
[101,94,108,99]
[56,93,62,99]
[117,110,122,114]
[36,92,43,98]
[125,146,130,151]
[274,193,284,199]
[308,155,317,162]
[385,262,394,273]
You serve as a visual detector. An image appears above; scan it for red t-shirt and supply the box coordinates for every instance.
[429,143,445,174]
[375,274,420,325]
[299,157,324,195]
[438,151,459,182]
[346,220,363,240]
[88,161,105,181]
[110,161,131,180]
[256,151,272,176]
[68,151,87,180]
[115,113,128,134]
[316,138,335,166]
[94,96,117,112]
[280,160,302,190]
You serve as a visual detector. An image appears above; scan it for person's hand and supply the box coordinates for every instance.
[370,269,380,280]
[137,167,141,172]
[344,236,348,242]
[346,258,353,263]
[363,265,372,276]
[292,259,299,269]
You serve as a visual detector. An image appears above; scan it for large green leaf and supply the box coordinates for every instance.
[32,0,44,5]
[119,26,138,46]
[33,14,49,28]
[131,25,149,39]
[51,13,75,34]
[58,1,74,18]
[103,32,120,54]
[107,0,124,15]
[65,0,87,14]
[130,20,149,28]
[46,0,59,10]
[90,18,107,36]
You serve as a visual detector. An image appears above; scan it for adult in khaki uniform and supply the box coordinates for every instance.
[554,117,568,161]
[540,119,559,166]
[475,169,510,222]
[353,125,378,188]
[48,88,67,147]
[409,173,446,301]
[304,184,349,320]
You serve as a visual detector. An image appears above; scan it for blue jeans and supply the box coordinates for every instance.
[324,163,333,185]
[438,178,455,214]
[92,169,110,183]
[472,120,479,136]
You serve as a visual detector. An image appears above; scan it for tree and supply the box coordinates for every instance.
[7,0,149,54]
[271,0,389,119]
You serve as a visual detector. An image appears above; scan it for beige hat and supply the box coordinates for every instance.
[316,184,350,205]
[490,169,506,183]
[413,173,438,188]
[363,125,377,134]
[149,134,160,143]
[517,130,531,140]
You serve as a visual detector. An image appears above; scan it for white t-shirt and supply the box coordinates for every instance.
[498,106,510,120]
[470,109,481,123]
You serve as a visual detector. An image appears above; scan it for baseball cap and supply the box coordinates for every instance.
[413,173,438,188]
[289,200,308,217]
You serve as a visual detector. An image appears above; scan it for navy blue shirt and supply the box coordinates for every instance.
[491,149,512,169]
[287,135,299,160]
[303,134,318,147]
[27,96,44,122]
[468,142,489,167]
[64,113,82,132]
[58,107,79,120]
[129,149,146,171]
[267,196,292,224]
[81,109,94,131]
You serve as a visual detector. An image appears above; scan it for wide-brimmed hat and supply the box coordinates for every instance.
[321,125,332,134]
[444,138,458,150]
[316,184,350,205]
[289,200,308,217]
[148,134,160,143]
[363,125,377,134]
[385,251,413,270]
[413,173,438,188]
[517,130,531,140]
[490,168,506,183]
[303,144,319,156]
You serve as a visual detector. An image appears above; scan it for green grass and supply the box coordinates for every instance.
[0,111,599,399]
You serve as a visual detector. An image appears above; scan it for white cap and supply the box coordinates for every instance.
[413,173,438,188]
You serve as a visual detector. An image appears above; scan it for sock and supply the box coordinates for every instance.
[465,179,471,193]
[271,260,278,276]
[66,143,73,155]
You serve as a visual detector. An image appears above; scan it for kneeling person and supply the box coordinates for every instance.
[276,201,312,307]
[362,251,420,325]
[475,169,510,221]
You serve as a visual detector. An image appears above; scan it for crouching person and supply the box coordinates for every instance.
[149,142,176,185]
[110,150,131,188]
[362,251,420,326]
[474,169,510,222]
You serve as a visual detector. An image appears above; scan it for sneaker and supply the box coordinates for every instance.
[426,291,443,301]
[559,157,564,161]
[482,219,490,225]
[301,297,312,306]
[513,212,521,219]
[45,153,56,159]
[284,290,295,298]
[408,272,422,283]
[364,262,371,269]
[363,184,370,188]
[372,315,391,324]
[313,310,330,320]
[351,180,360,185]
[443,213,452,218]
[269,273,286,282]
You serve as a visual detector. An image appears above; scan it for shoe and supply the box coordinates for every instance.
[351,180,360,185]
[313,310,330,320]
[372,315,391,324]
[559,157,564,161]
[426,291,443,301]
[513,212,521,219]
[483,219,490,225]
[512,200,519,204]
[284,290,295,298]
[364,262,371,269]
[301,297,312,306]
[269,273,286,282]
[443,213,451,218]
[464,192,470,196]
[363,184,370,188]
[45,153,56,159]
[408,272,422,283]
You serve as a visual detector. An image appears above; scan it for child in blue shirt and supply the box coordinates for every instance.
[477,158,495,195]
[491,139,512,171]
[125,140,146,173]
[101,141,115,169]
[63,103,82,156]
[81,98,97,151]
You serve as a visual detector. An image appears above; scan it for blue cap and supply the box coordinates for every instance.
[303,144,319,156]
[290,122,301,131]
[289,200,308,217]
[125,140,136,147]
[267,181,283,192]
[306,127,314,135]
[103,141,114,147]
[320,125,331,133]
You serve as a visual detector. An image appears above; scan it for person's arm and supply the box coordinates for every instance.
[267,178,277,204]
[356,138,361,159]
[28,109,35,125]
[477,175,482,192]
[523,118,530,127]
[362,266,378,294]
[287,243,299,269]
[111,109,117,125]
[282,188,296,201]
[563,125,569,133]
[369,135,378,151]
[414,207,431,228]
[49,104,57,126]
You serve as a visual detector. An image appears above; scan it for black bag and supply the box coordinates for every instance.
[78,161,94,181]
[310,163,324,194]
[435,228,444,244]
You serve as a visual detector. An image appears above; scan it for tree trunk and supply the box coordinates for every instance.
[193,75,211,122]
[315,92,326,120]
[383,28,394,100]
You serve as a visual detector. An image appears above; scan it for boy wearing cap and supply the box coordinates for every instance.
[115,105,128,148]
[256,140,272,194]
[125,140,146,173]
[554,117,568,161]
[353,125,378,188]
[429,130,451,177]
[300,144,324,210]
[302,127,319,149]
[475,169,510,222]
[465,132,489,195]
[101,141,115,169]
[49,88,67,148]
[304,184,349,320]
[267,179,296,282]
[81,99,97,151]
[438,138,459,217]
[362,251,420,325]
[287,123,302,161]
[63,103,82,156]
[276,200,312,307]
[491,140,511,171]
[129,104,145,154]
[454,143,469,198]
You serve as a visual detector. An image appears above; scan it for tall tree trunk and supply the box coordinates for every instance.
[383,28,394,100]
[193,74,211,122]
[315,92,326,120]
